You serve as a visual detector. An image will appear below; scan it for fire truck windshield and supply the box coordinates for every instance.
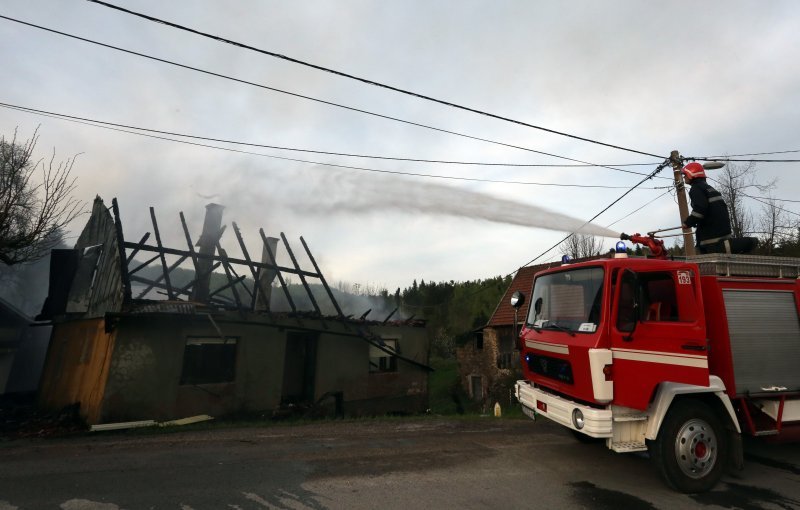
[527,267,604,334]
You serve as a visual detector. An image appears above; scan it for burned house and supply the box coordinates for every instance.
[37,197,430,425]
[0,297,51,395]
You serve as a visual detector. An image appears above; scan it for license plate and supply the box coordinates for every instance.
[522,405,537,420]
[537,401,547,413]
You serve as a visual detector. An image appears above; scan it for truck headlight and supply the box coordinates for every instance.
[572,408,585,430]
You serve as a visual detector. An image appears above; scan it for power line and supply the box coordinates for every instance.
[740,193,800,204]
[0,15,669,180]
[705,175,800,216]
[0,101,660,172]
[604,189,672,229]
[688,156,800,163]
[3,102,666,190]
[85,0,664,160]
[703,149,800,158]
[741,192,800,218]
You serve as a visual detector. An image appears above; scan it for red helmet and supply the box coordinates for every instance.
[681,162,706,180]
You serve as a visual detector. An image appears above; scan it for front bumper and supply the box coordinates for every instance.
[515,380,612,438]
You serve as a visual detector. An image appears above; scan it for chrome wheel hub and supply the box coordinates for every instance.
[674,418,717,479]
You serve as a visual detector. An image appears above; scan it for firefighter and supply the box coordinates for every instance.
[680,162,733,254]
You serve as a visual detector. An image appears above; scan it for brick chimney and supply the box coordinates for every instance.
[191,203,224,302]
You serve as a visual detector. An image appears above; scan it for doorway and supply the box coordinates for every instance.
[281,332,318,405]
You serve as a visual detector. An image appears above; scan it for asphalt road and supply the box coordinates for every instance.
[0,417,798,509]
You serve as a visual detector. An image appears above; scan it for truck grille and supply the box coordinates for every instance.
[526,354,574,384]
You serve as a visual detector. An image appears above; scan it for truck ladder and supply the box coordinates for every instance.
[737,396,786,436]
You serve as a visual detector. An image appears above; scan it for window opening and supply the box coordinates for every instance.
[369,339,398,373]
[639,272,680,322]
[180,336,237,385]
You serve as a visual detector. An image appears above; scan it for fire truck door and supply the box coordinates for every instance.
[610,268,709,410]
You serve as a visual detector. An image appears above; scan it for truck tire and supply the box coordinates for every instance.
[649,399,727,493]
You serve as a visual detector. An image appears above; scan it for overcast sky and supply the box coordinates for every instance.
[2,1,799,292]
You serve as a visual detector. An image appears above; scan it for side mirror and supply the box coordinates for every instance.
[533,297,543,320]
[510,291,525,309]
[616,269,640,338]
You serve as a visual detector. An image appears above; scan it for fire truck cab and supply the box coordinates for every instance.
[514,251,800,493]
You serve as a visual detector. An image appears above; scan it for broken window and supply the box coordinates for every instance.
[180,336,237,385]
[369,339,398,373]
[470,375,483,401]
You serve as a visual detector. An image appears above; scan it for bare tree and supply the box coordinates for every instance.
[753,195,800,255]
[0,128,82,265]
[757,196,785,254]
[563,233,603,259]
[713,161,773,238]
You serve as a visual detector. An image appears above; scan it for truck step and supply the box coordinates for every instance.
[610,440,648,453]
[613,413,648,422]
[754,429,780,437]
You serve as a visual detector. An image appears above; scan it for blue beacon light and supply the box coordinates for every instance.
[615,241,627,253]
[561,255,571,264]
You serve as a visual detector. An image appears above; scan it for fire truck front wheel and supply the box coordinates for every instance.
[649,399,728,493]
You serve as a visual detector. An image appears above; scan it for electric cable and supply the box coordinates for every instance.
[736,193,800,204]
[3,102,665,190]
[0,15,670,180]
[85,0,664,159]
[705,175,800,218]
[699,149,800,158]
[604,189,672,229]
[687,156,800,163]
[0,101,661,173]
[741,192,800,218]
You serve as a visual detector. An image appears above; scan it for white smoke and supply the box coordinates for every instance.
[280,169,619,238]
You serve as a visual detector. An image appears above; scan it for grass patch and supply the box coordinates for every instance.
[427,356,464,415]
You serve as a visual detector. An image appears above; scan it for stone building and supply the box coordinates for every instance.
[456,264,547,405]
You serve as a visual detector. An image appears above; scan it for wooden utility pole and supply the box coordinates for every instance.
[670,150,696,256]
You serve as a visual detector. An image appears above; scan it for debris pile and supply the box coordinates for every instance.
[0,395,86,439]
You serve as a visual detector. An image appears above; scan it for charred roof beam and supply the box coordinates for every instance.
[232,222,273,316]
[149,207,175,300]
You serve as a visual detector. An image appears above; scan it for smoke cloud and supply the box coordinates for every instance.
[281,170,619,238]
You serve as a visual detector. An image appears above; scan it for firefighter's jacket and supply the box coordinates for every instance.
[684,178,732,247]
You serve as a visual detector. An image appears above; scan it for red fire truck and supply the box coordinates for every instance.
[513,237,800,493]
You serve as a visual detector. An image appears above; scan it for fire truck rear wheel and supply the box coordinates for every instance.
[650,399,728,493]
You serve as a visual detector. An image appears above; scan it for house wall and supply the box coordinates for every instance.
[99,316,287,423]
[40,314,430,424]
[314,325,429,416]
[68,197,125,318]
[5,324,52,394]
[456,326,517,404]
[0,355,13,394]
[38,319,115,424]
[0,302,29,394]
